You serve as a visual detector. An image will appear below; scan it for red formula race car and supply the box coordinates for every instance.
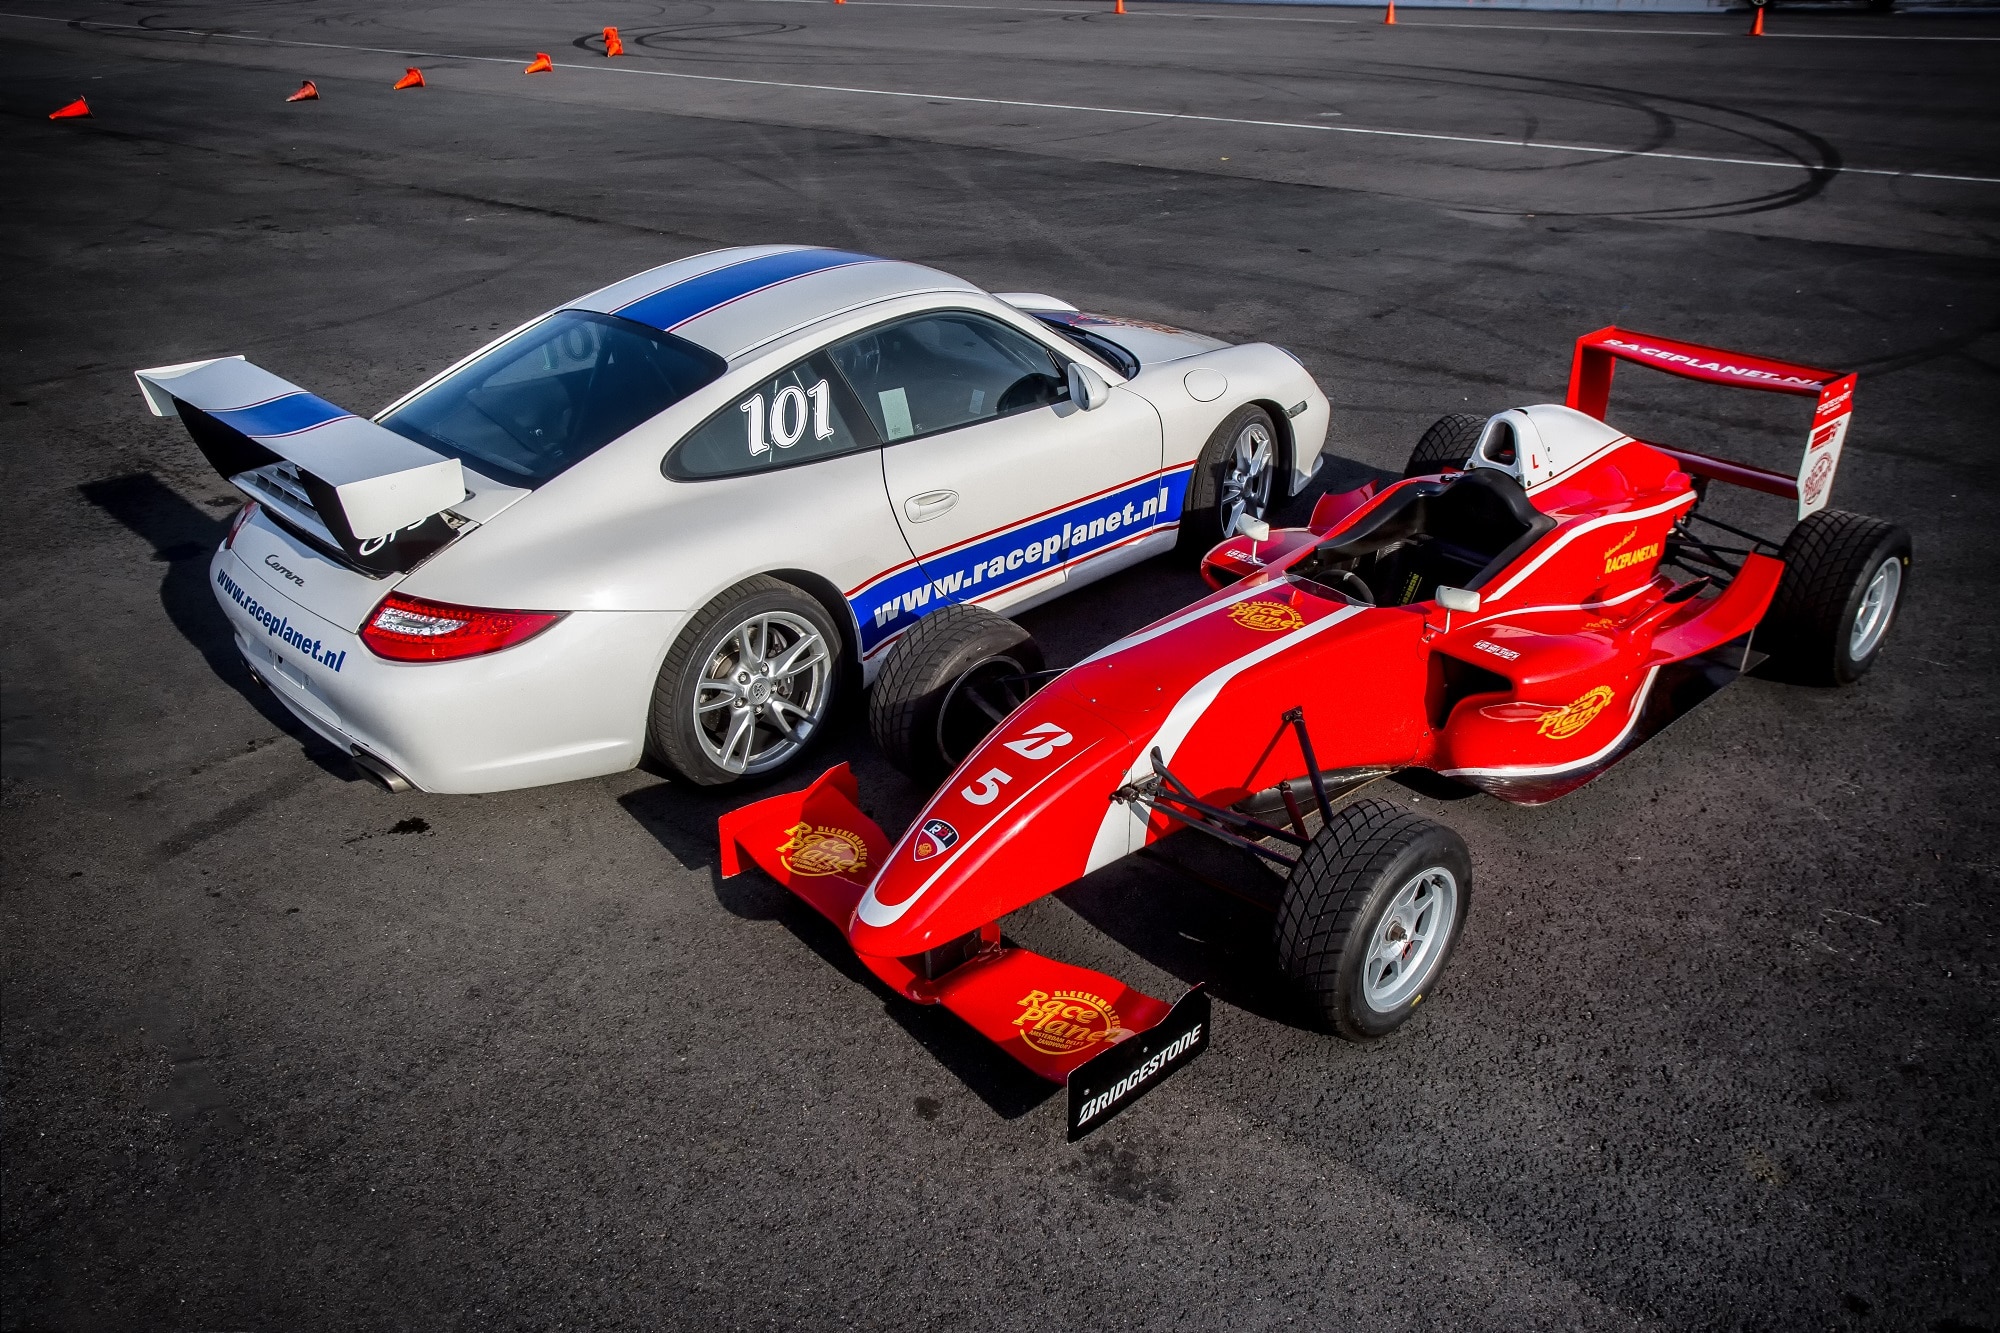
[720,328,1911,1137]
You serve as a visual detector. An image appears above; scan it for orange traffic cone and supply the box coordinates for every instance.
[1384,0,1397,22]
[603,26,624,56]
[48,97,91,120]
[524,52,554,73]
[1115,0,1126,12]
[286,80,319,102]
[393,67,425,89]
[1749,5,1764,33]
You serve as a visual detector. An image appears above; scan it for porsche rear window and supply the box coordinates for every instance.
[380,310,725,486]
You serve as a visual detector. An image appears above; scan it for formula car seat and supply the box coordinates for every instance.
[1298,467,1555,606]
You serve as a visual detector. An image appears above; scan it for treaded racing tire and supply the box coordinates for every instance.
[648,575,843,787]
[1404,412,1486,478]
[1759,509,1912,686]
[1275,798,1471,1040]
[869,603,1044,784]
[1179,404,1282,556]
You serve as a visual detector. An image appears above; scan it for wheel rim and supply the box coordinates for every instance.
[692,610,832,775]
[1219,419,1276,537]
[935,655,1032,770]
[1361,866,1458,1012]
[1849,555,1902,661]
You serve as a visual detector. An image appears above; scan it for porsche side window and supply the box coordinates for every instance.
[665,353,877,479]
[827,312,1068,444]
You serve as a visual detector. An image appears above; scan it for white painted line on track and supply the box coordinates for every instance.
[8,10,1997,183]
[743,0,2000,39]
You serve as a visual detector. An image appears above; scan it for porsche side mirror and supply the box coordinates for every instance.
[1436,586,1480,613]
[1067,362,1110,411]
[1240,517,1271,543]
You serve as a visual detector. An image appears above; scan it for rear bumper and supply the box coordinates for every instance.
[211,548,683,793]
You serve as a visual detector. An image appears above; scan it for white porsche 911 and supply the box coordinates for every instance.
[137,245,1330,793]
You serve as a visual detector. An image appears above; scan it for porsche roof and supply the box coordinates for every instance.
[570,246,981,361]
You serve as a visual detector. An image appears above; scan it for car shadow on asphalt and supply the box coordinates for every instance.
[77,472,358,782]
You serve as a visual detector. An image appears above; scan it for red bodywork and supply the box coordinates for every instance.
[720,329,1853,1129]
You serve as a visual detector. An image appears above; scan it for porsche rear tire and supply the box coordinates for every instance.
[1276,798,1471,1040]
[870,603,1044,785]
[649,576,842,787]
[1759,509,1912,686]
[1179,405,1281,555]
[1404,412,1485,478]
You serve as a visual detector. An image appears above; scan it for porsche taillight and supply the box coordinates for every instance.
[360,592,564,663]
[224,500,258,549]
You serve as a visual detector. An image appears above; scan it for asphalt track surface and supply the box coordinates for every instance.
[4,2,1998,1329]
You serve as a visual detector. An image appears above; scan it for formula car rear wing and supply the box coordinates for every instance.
[136,356,467,575]
[1566,327,1855,521]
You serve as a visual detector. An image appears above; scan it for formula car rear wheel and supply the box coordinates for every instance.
[1180,405,1281,555]
[1276,798,1471,1040]
[1759,509,1912,686]
[649,576,842,787]
[870,603,1045,784]
[1404,412,1485,478]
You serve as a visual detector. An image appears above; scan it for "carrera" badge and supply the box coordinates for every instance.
[912,818,958,861]
[1537,685,1617,740]
[777,822,868,878]
[1228,599,1304,633]
[1015,988,1123,1057]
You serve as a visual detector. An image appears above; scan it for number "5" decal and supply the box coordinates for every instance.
[1003,722,1072,761]
[960,768,1012,806]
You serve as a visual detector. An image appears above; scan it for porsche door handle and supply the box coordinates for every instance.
[904,490,959,523]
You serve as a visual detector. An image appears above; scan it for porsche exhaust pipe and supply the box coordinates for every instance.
[349,748,413,794]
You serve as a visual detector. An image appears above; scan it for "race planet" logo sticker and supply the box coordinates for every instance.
[777,822,868,878]
[1602,529,1662,575]
[1802,452,1836,506]
[1014,989,1123,1057]
[912,818,958,862]
[1228,599,1304,633]
[1537,685,1617,740]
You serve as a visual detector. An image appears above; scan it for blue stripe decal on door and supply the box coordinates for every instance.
[614,249,882,332]
[210,392,353,439]
[850,467,1194,656]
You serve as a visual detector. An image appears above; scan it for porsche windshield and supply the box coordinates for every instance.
[380,310,725,485]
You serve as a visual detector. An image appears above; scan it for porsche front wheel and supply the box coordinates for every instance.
[1179,405,1280,555]
[1275,798,1471,1040]
[649,576,841,786]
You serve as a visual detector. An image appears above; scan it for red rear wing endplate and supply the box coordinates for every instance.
[1565,326,1856,521]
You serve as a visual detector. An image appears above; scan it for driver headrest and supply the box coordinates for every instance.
[1469,404,1630,491]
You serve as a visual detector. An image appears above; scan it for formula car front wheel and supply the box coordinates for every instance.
[1405,412,1485,478]
[1180,405,1281,555]
[1759,509,1912,686]
[649,576,842,787]
[1276,798,1471,1040]
[870,603,1045,785]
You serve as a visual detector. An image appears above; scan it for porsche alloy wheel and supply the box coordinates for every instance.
[650,576,841,786]
[1276,798,1472,1040]
[1219,417,1277,538]
[1180,405,1282,555]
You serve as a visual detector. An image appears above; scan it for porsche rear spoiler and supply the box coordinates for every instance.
[136,356,467,576]
[1566,327,1855,521]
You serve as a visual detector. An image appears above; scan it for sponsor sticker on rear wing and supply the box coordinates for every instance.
[1564,327,1855,521]
[135,356,467,574]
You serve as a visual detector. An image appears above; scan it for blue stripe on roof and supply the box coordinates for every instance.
[210,392,352,439]
[614,249,882,332]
